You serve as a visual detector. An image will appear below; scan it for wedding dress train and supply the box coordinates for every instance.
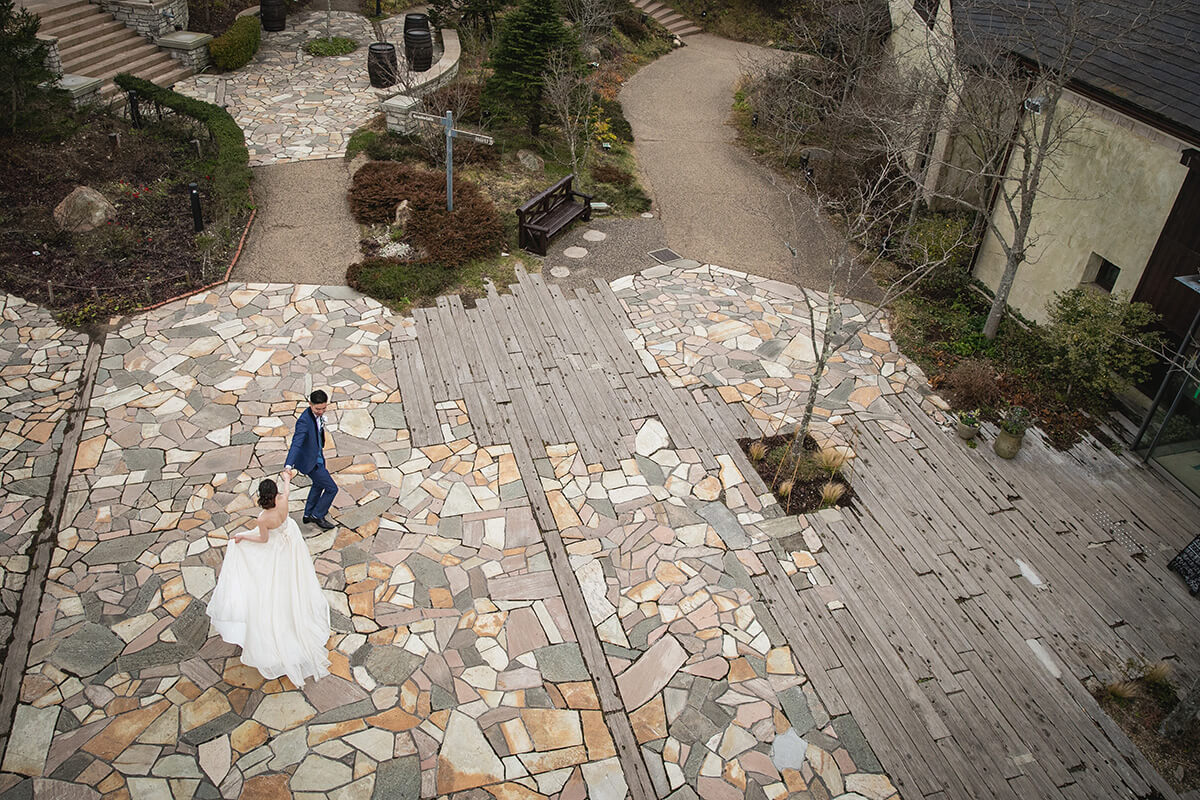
[207,516,331,686]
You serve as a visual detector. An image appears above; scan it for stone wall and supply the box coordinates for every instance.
[381,29,461,134]
[37,33,63,77]
[97,0,189,40]
[156,31,213,72]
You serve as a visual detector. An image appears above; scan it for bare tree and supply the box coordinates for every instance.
[562,0,614,56]
[907,0,1184,339]
[542,48,593,177]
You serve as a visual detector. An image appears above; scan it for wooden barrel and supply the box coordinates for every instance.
[367,42,397,88]
[403,12,429,35]
[403,28,432,72]
[260,0,285,32]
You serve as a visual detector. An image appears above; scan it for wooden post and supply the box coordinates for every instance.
[47,280,54,305]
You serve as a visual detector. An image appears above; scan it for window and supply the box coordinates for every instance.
[1082,252,1121,293]
[914,0,938,27]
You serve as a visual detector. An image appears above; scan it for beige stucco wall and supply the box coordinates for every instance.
[973,90,1189,323]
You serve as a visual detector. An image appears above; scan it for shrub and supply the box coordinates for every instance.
[114,74,251,213]
[347,256,457,305]
[1045,288,1163,399]
[304,36,358,57]
[0,0,59,134]
[349,161,504,265]
[943,358,1000,410]
[209,17,261,71]
[903,212,974,299]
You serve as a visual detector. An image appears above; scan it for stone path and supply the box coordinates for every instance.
[0,297,89,643]
[0,269,904,800]
[175,12,415,165]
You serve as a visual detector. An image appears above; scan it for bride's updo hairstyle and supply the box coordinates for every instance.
[258,479,279,509]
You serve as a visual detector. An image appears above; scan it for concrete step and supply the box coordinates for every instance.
[58,23,137,60]
[672,22,702,35]
[69,41,170,79]
[98,57,192,99]
[46,9,119,39]
[31,0,92,27]
[627,0,703,37]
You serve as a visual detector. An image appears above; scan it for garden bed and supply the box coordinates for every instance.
[739,434,854,514]
[1094,666,1200,794]
[0,110,247,326]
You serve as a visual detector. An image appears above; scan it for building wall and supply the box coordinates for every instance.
[972,89,1190,323]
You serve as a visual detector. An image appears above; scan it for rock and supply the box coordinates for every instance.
[198,734,231,786]
[394,199,410,227]
[53,186,116,232]
[770,727,807,771]
[1,706,59,775]
[363,646,423,686]
[441,482,482,517]
[372,757,419,799]
[436,712,505,794]
[239,774,291,800]
[290,754,352,791]
[581,757,627,800]
[616,634,688,711]
[635,418,671,456]
[253,692,316,731]
[517,149,544,174]
[48,622,122,676]
[532,644,588,682]
[82,532,162,566]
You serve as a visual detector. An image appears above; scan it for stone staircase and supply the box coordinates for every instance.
[32,0,193,100]
[629,0,702,37]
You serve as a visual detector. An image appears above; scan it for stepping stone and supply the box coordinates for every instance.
[583,229,607,242]
[550,266,571,278]
[640,212,655,218]
[563,246,588,258]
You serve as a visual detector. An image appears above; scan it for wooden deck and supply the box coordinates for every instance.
[400,268,1199,800]
[759,393,1200,800]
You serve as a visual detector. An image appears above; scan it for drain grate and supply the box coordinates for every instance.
[648,248,683,264]
[1092,509,1144,555]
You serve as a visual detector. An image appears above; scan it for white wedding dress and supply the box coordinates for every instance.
[207,516,331,686]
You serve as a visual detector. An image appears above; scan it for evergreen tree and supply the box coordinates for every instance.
[0,0,54,133]
[485,0,576,137]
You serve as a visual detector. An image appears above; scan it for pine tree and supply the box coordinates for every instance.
[485,0,576,137]
[0,0,54,133]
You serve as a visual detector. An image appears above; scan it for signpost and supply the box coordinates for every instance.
[409,110,495,211]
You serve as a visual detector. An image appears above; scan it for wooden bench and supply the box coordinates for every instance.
[516,174,592,256]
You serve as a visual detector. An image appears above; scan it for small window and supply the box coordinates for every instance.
[1082,252,1121,293]
[914,0,938,27]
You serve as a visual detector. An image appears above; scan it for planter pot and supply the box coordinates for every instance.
[993,429,1024,459]
[956,421,979,440]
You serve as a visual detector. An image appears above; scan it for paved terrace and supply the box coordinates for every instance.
[0,264,1195,800]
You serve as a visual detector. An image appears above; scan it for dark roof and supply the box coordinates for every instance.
[952,0,1200,142]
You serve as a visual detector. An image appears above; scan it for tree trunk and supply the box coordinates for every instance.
[1160,677,1200,739]
[983,249,1021,339]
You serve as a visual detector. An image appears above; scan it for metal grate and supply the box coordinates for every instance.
[1091,509,1144,556]
[648,248,682,264]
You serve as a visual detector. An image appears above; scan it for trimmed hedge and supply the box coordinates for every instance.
[209,16,261,71]
[114,74,252,213]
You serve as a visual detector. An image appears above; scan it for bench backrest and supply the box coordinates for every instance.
[518,174,576,218]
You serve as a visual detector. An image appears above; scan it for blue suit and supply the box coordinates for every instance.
[285,408,338,520]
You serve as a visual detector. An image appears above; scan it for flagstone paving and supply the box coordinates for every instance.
[0,271,903,800]
[0,296,89,643]
[175,12,416,166]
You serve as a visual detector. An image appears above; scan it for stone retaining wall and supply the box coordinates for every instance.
[382,28,461,134]
[37,33,63,77]
[96,0,189,40]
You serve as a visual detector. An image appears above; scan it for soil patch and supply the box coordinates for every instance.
[739,434,854,515]
[1094,673,1200,794]
[0,112,245,323]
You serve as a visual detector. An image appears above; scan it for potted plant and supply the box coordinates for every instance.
[955,409,980,440]
[993,405,1031,459]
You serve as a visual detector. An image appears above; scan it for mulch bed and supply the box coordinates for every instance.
[1095,678,1200,794]
[739,433,855,515]
[0,112,240,324]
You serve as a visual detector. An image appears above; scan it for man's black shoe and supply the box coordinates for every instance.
[302,516,314,524]
[313,517,337,530]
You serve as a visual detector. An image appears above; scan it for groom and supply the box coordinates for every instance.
[284,389,339,530]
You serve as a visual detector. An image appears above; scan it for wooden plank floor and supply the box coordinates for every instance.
[395,269,752,465]
[770,394,1200,800]
[395,271,1199,800]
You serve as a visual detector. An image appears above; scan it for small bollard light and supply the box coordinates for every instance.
[375,0,381,15]
[189,182,204,232]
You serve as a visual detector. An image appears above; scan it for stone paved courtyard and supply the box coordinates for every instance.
[0,270,906,800]
[175,12,416,165]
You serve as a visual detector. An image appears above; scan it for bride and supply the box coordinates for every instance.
[207,471,331,686]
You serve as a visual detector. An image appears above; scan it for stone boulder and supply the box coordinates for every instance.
[517,149,544,174]
[53,186,117,232]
